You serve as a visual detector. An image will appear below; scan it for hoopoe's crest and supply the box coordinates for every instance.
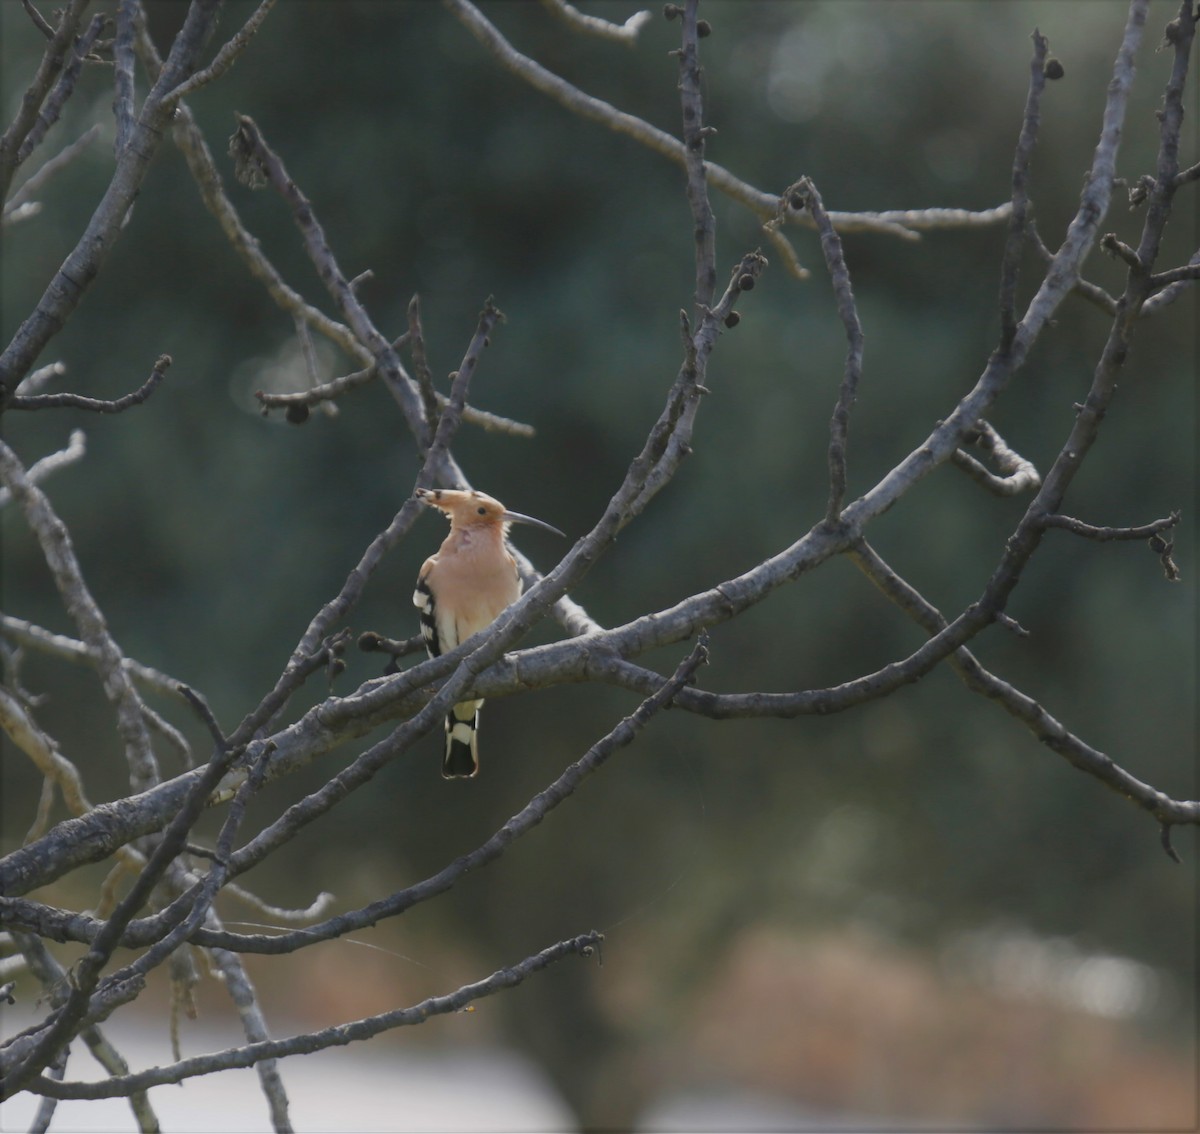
[412,487,563,779]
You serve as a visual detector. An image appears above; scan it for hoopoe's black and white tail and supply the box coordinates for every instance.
[443,702,480,778]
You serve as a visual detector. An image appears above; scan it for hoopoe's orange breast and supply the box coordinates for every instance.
[429,546,521,645]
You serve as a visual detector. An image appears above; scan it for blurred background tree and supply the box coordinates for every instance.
[1,1,1195,1129]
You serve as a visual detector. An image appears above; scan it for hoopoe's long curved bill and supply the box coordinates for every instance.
[500,509,565,538]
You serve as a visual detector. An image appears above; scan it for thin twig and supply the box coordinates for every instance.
[228,114,432,450]
[177,684,228,750]
[1141,245,1199,316]
[447,396,536,438]
[442,0,1012,250]
[0,614,186,700]
[1040,510,1181,541]
[0,430,85,507]
[25,776,57,844]
[20,0,56,40]
[789,177,865,522]
[164,0,279,105]
[627,250,768,518]
[6,354,171,413]
[848,539,1198,840]
[407,294,439,446]
[207,943,293,1132]
[0,0,91,200]
[4,124,102,218]
[969,0,1182,621]
[224,885,336,923]
[999,28,1049,350]
[13,361,66,395]
[2,728,247,1095]
[256,360,380,410]
[8,931,161,1132]
[113,0,137,155]
[0,440,161,792]
[1,0,223,390]
[1026,218,1118,314]
[1101,230,1142,268]
[0,686,97,826]
[1147,261,1200,288]
[14,13,108,168]
[678,0,717,315]
[538,0,652,45]
[290,314,340,419]
[253,348,535,437]
[27,931,605,1099]
[143,29,369,365]
[950,420,1041,496]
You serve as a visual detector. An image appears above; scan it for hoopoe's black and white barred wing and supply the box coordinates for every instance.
[413,558,480,779]
[413,563,442,657]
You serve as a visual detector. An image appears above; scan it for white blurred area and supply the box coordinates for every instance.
[940,922,1162,1020]
[0,1022,577,1133]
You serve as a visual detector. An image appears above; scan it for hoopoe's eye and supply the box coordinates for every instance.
[477,506,487,515]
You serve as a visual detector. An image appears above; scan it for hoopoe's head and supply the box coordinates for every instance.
[415,488,564,537]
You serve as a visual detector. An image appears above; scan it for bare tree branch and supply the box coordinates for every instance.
[0,0,225,390]
[207,943,293,1132]
[678,0,717,315]
[998,28,1049,349]
[112,0,137,155]
[154,78,370,363]
[0,721,247,1093]
[0,0,92,201]
[1041,510,1181,541]
[19,0,57,41]
[950,420,1041,496]
[1141,245,1199,314]
[538,0,652,45]
[0,439,161,791]
[12,360,66,395]
[846,0,1149,531]
[14,11,108,172]
[0,614,186,700]
[3,124,102,221]
[27,931,605,1099]
[228,114,435,455]
[442,0,1013,261]
[5,354,171,413]
[786,177,865,521]
[0,430,85,506]
[164,0,279,106]
[9,931,160,1132]
[1148,260,1200,288]
[848,539,1198,837]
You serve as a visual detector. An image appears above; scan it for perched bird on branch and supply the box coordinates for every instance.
[413,487,563,778]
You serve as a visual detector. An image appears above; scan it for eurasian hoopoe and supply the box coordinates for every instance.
[413,487,563,779]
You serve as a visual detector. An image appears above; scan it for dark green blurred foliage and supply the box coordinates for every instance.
[1,0,1194,1125]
